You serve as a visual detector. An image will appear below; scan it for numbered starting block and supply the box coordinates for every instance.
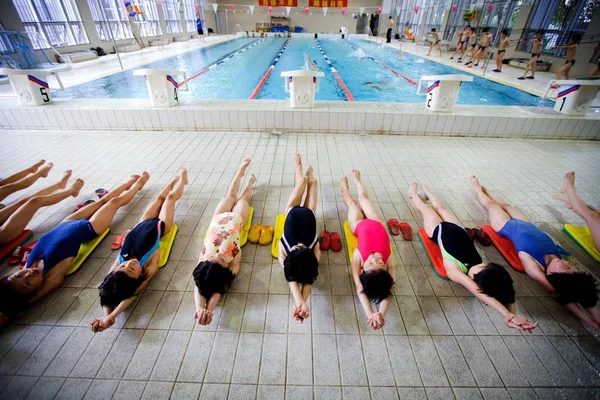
[0,68,64,106]
[133,69,189,107]
[544,79,600,116]
[417,74,473,112]
[281,70,325,108]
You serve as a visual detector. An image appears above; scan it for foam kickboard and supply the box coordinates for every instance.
[563,224,600,263]
[417,228,449,280]
[240,207,254,247]
[66,229,109,275]
[271,213,286,259]
[343,220,393,264]
[159,224,178,268]
[0,230,33,261]
[481,225,525,272]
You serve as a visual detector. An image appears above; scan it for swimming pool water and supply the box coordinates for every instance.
[57,36,552,107]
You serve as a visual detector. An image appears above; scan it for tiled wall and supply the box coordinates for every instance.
[1,99,599,139]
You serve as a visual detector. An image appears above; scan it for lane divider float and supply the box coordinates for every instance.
[249,39,290,100]
[314,40,355,102]
[182,39,263,86]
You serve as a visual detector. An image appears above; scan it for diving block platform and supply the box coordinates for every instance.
[281,70,325,108]
[417,74,473,112]
[0,68,64,106]
[133,69,189,107]
[544,79,600,116]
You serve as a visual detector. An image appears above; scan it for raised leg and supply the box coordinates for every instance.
[352,170,381,222]
[232,174,256,226]
[159,168,189,234]
[0,179,83,243]
[213,159,251,216]
[420,185,460,225]
[140,175,179,223]
[0,163,53,203]
[87,173,149,234]
[470,175,513,232]
[0,160,45,186]
[286,154,307,209]
[0,170,72,225]
[303,165,318,213]
[409,183,442,237]
[341,176,364,232]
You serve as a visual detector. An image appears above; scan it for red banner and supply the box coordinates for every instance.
[308,0,348,8]
[259,0,298,6]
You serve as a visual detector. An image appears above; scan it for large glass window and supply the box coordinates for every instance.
[87,0,133,41]
[162,0,183,34]
[519,0,599,57]
[12,0,89,49]
[137,0,163,37]
[182,0,197,32]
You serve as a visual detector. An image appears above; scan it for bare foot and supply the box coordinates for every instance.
[167,175,180,190]
[305,164,314,179]
[30,159,46,173]
[124,175,140,189]
[561,171,575,194]
[70,179,84,197]
[138,171,150,187]
[294,153,302,169]
[408,182,419,198]
[247,174,257,187]
[553,194,573,209]
[421,185,434,200]
[238,158,251,177]
[58,170,72,189]
[340,176,352,205]
[38,163,54,178]
[470,175,482,192]
[352,169,362,183]
[180,168,189,185]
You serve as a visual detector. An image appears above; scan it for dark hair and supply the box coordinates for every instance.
[431,28,437,32]
[98,271,144,308]
[536,29,544,35]
[482,27,490,33]
[283,247,319,285]
[472,263,515,306]
[360,270,394,304]
[501,29,508,35]
[571,33,582,43]
[193,261,235,301]
[547,272,598,308]
[0,276,31,315]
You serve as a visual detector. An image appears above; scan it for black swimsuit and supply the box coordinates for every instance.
[119,218,165,267]
[281,206,318,253]
[429,222,482,272]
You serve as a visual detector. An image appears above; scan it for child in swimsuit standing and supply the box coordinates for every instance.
[341,170,396,330]
[519,29,544,80]
[466,27,493,68]
[449,27,469,60]
[278,154,320,323]
[426,28,443,57]
[553,33,582,81]
[493,29,510,72]
[459,28,477,62]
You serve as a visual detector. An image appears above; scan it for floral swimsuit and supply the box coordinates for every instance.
[202,212,242,263]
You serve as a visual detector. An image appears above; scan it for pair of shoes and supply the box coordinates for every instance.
[518,76,526,80]
[320,231,342,252]
[387,219,413,241]
[474,63,479,67]
[249,225,273,245]
[492,69,501,72]
[449,56,454,59]
[465,228,491,246]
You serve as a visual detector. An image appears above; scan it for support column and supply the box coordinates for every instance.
[76,0,101,47]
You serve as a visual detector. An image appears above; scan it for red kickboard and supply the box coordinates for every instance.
[481,225,525,273]
[0,230,33,260]
[418,229,449,280]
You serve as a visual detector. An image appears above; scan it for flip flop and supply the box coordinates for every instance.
[330,232,342,252]
[464,228,476,241]
[19,240,38,269]
[399,222,413,241]
[95,188,108,198]
[474,228,492,246]
[75,199,95,212]
[111,233,126,250]
[319,231,331,250]
[259,226,274,245]
[248,225,261,244]
[8,246,24,266]
[387,219,401,236]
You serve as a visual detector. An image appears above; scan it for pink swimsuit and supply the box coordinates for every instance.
[354,219,391,263]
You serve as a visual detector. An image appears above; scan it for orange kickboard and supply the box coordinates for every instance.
[481,225,525,273]
[0,230,33,260]
[417,229,448,280]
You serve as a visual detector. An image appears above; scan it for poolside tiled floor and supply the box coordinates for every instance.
[0,130,599,400]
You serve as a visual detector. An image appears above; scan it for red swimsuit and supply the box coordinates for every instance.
[354,219,391,263]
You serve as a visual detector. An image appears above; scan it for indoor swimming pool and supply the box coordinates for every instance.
[56,36,553,107]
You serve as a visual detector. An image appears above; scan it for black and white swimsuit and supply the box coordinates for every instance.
[281,206,318,254]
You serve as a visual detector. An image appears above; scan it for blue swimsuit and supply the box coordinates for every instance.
[119,218,164,267]
[26,219,99,273]
[498,219,560,268]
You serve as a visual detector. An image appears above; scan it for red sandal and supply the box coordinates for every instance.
[399,222,413,241]
[330,232,342,252]
[387,219,401,236]
[111,233,126,250]
[319,231,331,250]
[474,228,492,246]
[8,246,24,266]
[464,228,476,241]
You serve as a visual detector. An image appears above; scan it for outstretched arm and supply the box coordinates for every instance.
[351,251,376,324]
[565,303,600,331]
[520,254,556,293]
[28,258,73,304]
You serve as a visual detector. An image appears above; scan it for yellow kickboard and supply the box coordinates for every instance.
[563,224,600,263]
[240,207,254,247]
[343,220,393,264]
[271,213,286,259]
[159,224,178,268]
[66,229,109,276]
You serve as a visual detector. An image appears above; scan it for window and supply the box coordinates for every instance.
[182,0,197,32]
[137,0,163,37]
[0,24,14,54]
[87,0,133,41]
[162,0,183,34]
[519,0,599,57]
[12,0,89,49]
